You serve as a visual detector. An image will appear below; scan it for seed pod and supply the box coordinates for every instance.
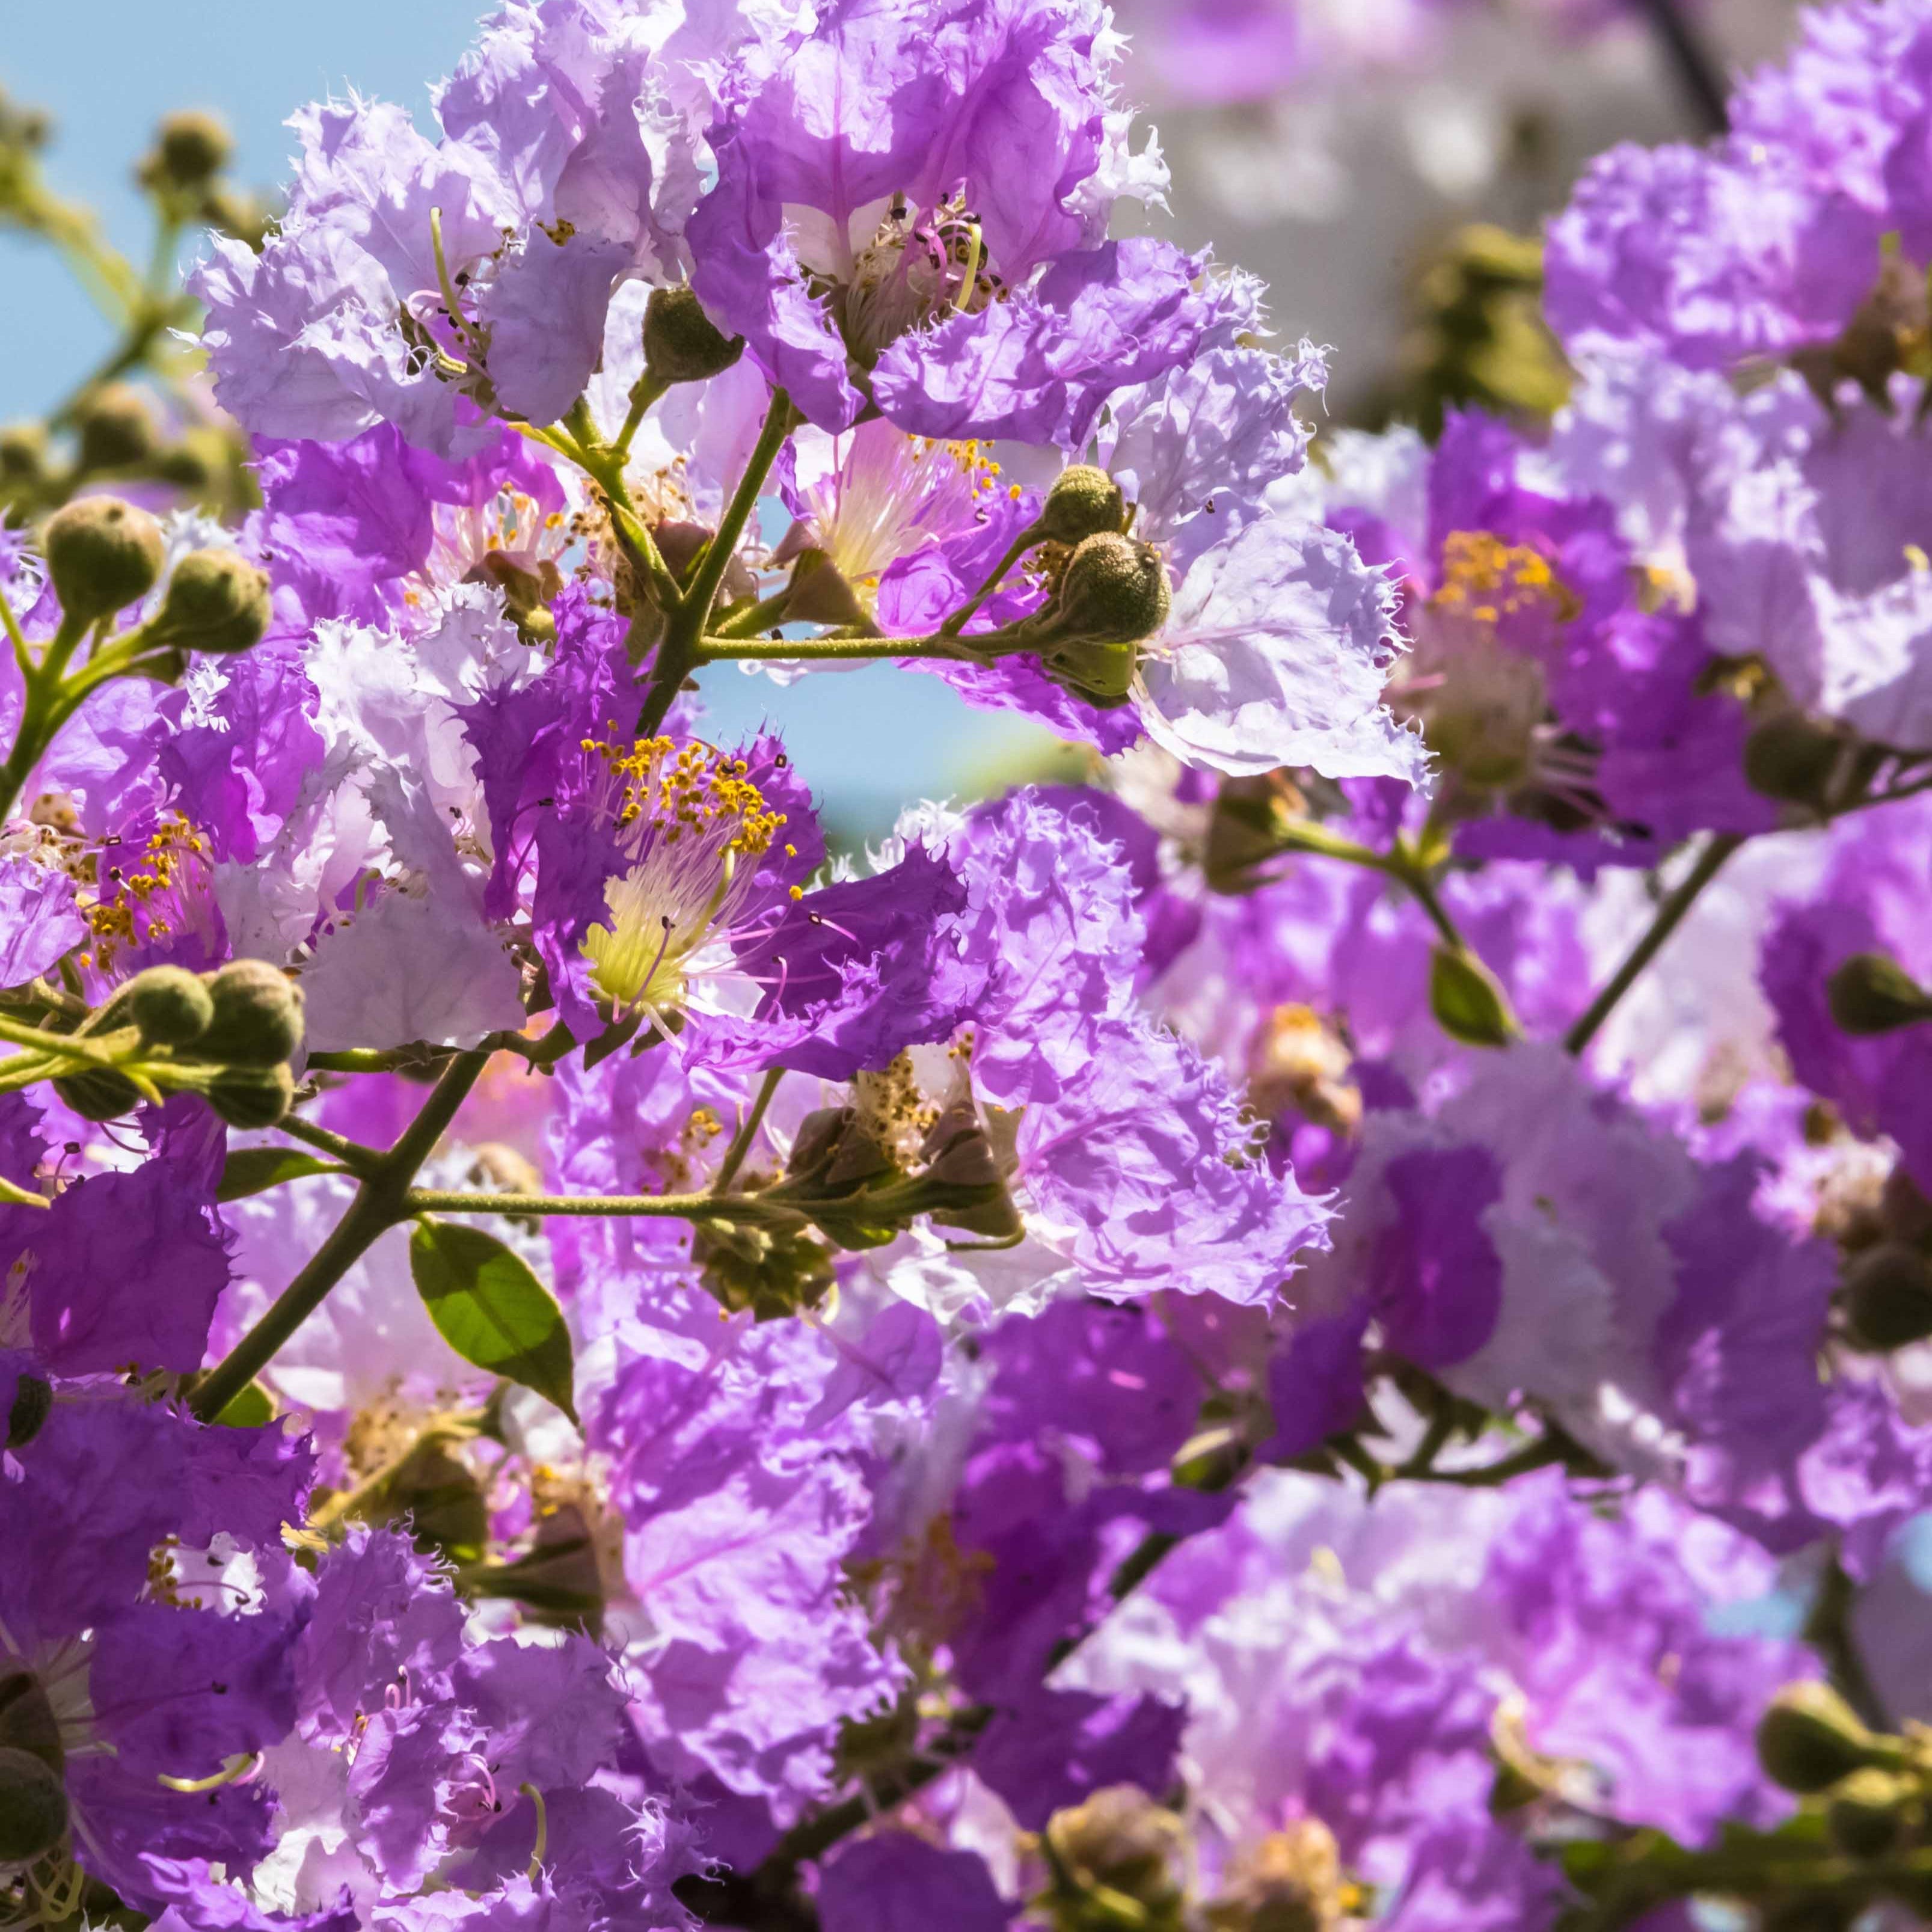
[151,549,272,655]
[75,384,158,473]
[0,1746,67,1863]
[1844,1242,1932,1351]
[124,964,215,1047]
[41,496,165,627]
[1051,531,1172,647]
[206,1062,296,1130]
[1827,952,1932,1036]
[642,284,744,385]
[1755,1682,1888,1795]
[1826,1767,1915,1860]
[1038,464,1127,545]
[1429,944,1516,1047]
[198,959,304,1067]
[52,1068,141,1122]
[1742,711,1855,811]
[148,110,232,191]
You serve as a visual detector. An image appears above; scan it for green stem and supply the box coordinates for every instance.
[694,633,969,664]
[1390,853,1466,953]
[189,1050,492,1421]
[275,1112,385,1179]
[1563,832,1747,1056]
[939,523,1042,637]
[711,1069,784,1196]
[305,1047,452,1075]
[708,589,798,640]
[400,1187,770,1221]
[611,371,670,463]
[638,389,793,738]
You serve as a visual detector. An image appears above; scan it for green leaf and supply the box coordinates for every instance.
[217,1146,339,1203]
[409,1219,577,1423]
[212,1380,275,1428]
[1429,944,1518,1049]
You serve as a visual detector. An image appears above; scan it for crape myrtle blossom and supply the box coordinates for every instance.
[31,1,1932,1928]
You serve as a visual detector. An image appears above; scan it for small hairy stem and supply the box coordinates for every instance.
[711,1068,785,1195]
[637,388,793,738]
[1563,832,1746,1056]
[939,522,1042,637]
[275,1112,385,1178]
[694,633,970,664]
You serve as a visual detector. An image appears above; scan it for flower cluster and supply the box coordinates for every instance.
[8,2,1932,1930]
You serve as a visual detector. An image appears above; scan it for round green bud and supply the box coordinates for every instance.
[0,1746,67,1864]
[642,284,744,386]
[1826,1767,1913,1860]
[1755,1682,1884,1795]
[1844,1242,1932,1351]
[206,1062,296,1130]
[198,960,304,1067]
[1054,531,1173,647]
[5,1372,50,1450]
[1044,1785,1187,1909]
[150,111,232,191]
[153,440,218,495]
[0,422,46,483]
[153,549,272,656]
[0,1669,61,1771]
[1038,464,1127,545]
[41,495,165,626]
[1742,711,1852,809]
[124,964,215,1047]
[1827,951,1932,1037]
[75,382,159,473]
[52,1067,141,1123]
[1041,635,1138,708]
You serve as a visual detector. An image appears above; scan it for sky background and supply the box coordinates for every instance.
[0,0,1067,838]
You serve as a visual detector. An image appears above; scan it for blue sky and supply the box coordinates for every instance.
[0,2,1059,831]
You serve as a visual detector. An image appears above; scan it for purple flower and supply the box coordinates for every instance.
[817,1832,1011,1932]
[0,854,85,990]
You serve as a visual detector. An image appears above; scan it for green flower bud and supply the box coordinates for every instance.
[123,964,215,1047]
[206,1062,296,1129]
[42,495,165,626]
[1742,711,1854,810]
[1039,464,1127,545]
[1044,1786,1188,1928]
[642,284,744,385]
[1826,1767,1915,1860]
[1755,1682,1887,1794]
[52,1067,141,1122]
[147,111,233,192]
[0,422,46,483]
[75,382,159,473]
[1429,944,1517,1047]
[1844,1242,1932,1351]
[198,959,304,1067]
[0,1746,67,1864]
[1040,634,1139,708]
[1827,952,1932,1036]
[151,548,273,656]
[5,1372,50,1450]
[1052,532,1173,647]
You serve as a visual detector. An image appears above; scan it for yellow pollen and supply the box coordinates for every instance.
[1431,530,1580,628]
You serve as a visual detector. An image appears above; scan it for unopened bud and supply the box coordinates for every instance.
[1051,532,1173,648]
[642,284,744,385]
[52,1067,141,1122]
[42,495,165,625]
[1429,944,1516,1047]
[0,1746,66,1863]
[146,111,232,192]
[1203,1820,1345,1932]
[206,1061,295,1129]
[1827,952,1932,1037]
[1826,1767,1915,1860]
[1041,634,1139,708]
[1756,1682,1888,1794]
[1743,711,1854,811]
[4,1372,50,1450]
[1039,464,1127,545]
[75,382,159,472]
[152,548,272,655]
[0,422,46,483]
[1844,1242,1932,1351]
[1044,1786,1188,1915]
[0,1668,63,1771]
[199,960,304,1067]
[124,964,215,1047]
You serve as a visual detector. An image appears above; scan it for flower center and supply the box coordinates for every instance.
[578,737,790,1022]
[836,193,1004,366]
